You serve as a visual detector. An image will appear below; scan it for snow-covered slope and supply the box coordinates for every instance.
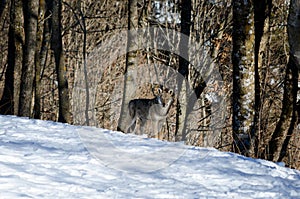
[0,115,299,198]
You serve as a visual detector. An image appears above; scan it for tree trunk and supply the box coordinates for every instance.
[232,0,256,156]
[50,0,71,123]
[0,0,6,18]
[19,0,39,117]
[268,56,298,162]
[77,1,90,126]
[253,0,272,157]
[33,0,47,119]
[254,0,272,158]
[288,0,300,68]
[118,0,139,132]
[268,0,300,162]
[175,0,191,142]
[0,0,23,115]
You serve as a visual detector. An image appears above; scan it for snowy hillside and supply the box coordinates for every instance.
[0,115,299,198]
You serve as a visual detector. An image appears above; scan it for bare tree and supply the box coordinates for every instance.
[232,0,256,156]
[19,0,39,117]
[33,0,48,119]
[175,0,191,142]
[249,0,273,157]
[268,0,299,162]
[0,0,6,18]
[0,0,23,115]
[50,0,71,123]
[118,0,139,132]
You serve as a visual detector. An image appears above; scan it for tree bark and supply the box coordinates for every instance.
[118,0,139,132]
[0,0,6,19]
[252,0,272,157]
[19,0,39,117]
[33,0,47,119]
[50,0,71,123]
[175,0,192,142]
[0,0,23,115]
[232,0,256,156]
[288,0,300,69]
[268,56,298,162]
[268,0,300,162]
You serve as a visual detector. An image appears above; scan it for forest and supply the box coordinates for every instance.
[0,0,300,170]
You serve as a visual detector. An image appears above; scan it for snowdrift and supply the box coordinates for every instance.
[0,115,299,198]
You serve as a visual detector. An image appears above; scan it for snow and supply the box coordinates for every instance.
[0,115,300,198]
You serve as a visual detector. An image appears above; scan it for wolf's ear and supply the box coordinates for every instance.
[168,89,174,96]
[157,88,162,94]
